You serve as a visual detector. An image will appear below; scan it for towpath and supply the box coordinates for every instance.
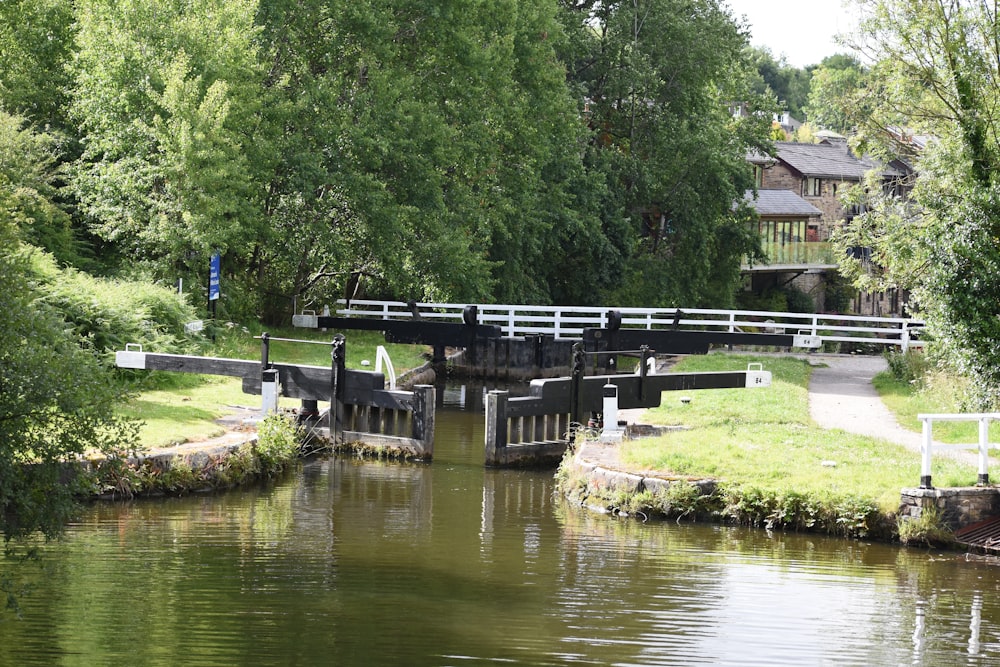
[806,354,922,449]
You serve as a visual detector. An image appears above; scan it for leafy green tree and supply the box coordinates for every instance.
[0,111,79,263]
[804,55,867,134]
[560,0,773,307]
[70,0,262,289]
[838,0,1000,405]
[746,46,812,120]
[0,0,75,129]
[0,225,138,543]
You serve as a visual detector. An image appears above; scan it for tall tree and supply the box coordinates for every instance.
[560,0,773,307]
[746,46,812,120]
[804,54,867,134]
[0,0,75,130]
[838,0,1000,405]
[70,0,264,295]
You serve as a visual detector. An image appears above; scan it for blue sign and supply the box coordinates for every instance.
[209,253,221,301]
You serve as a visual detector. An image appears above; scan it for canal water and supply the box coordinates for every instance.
[5,383,1000,666]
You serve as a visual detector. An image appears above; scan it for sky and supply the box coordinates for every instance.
[723,0,861,68]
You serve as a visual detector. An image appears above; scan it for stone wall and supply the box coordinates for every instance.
[760,162,854,237]
[899,487,1000,531]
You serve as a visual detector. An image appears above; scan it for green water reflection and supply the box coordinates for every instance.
[3,398,1000,666]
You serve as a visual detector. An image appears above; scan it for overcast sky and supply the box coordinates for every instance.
[723,0,861,68]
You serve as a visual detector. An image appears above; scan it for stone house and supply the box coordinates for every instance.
[744,138,913,315]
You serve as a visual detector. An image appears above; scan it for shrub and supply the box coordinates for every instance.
[884,349,931,386]
[27,248,202,361]
[253,414,303,477]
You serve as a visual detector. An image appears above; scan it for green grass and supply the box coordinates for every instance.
[122,376,249,448]
[873,369,1000,443]
[620,354,977,511]
[211,323,429,370]
[120,324,431,449]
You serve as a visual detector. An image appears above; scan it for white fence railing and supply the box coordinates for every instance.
[322,299,925,350]
[917,413,1000,489]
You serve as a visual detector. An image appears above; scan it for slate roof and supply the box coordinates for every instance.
[775,141,903,180]
[744,189,823,218]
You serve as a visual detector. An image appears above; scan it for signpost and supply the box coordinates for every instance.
[209,253,220,339]
[209,253,221,303]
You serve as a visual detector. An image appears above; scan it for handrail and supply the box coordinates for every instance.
[331,299,925,350]
[916,413,1000,489]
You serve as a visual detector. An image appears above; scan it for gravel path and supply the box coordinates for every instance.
[806,354,922,450]
[806,354,976,466]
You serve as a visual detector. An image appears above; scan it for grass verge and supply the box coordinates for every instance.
[557,353,976,541]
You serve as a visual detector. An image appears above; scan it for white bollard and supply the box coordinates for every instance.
[261,368,280,415]
[601,383,624,442]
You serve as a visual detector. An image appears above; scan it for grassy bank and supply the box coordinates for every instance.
[119,324,429,449]
[88,414,304,499]
[558,353,977,541]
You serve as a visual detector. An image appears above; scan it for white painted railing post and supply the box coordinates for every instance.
[979,416,990,486]
[921,418,934,489]
[554,309,561,339]
[507,309,515,337]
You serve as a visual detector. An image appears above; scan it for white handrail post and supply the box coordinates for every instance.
[978,416,990,486]
[507,308,515,337]
[812,316,819,338]
[728,312,735,333]
[901,324,910,353]
[920,417,934,489]
[554,309,561,339]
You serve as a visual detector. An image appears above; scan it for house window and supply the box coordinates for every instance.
[804,177,822,197]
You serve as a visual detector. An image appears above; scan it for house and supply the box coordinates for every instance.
[744,139,913,315]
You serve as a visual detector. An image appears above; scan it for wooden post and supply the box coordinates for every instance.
[330,335,345,443]
[485,390,509,466]
[412,384,435,459]
[570,343,585,431]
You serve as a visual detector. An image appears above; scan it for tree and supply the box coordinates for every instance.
[70,0,263,292]
[746,46,812,120]
[838,0,1000,405]
[804,54,867,134]
[560,0,773,307]
[0,111,78,262]
[0,224,137,550]
[0,0,75,130]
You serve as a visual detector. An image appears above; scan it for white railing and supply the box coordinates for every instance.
[325,299,925,350]
[917,413,1000,489]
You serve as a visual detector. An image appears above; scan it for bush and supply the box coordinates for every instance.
[27,248,202,361]
[253,414,303,477]
[884,349,931,386]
